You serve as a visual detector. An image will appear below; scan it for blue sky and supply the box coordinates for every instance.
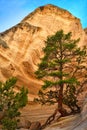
[0,0,87,32]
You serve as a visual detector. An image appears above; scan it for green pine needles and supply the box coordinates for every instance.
[0,77,28,130]
[35,30,87,122]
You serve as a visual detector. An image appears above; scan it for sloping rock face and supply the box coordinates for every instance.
[84,28,87,44]
[0,4,87,99]
[44,96,87,130]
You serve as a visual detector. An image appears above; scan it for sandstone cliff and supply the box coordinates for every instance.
[0,4,87,99]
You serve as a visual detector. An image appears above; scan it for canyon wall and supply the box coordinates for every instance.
[0,4,87,98]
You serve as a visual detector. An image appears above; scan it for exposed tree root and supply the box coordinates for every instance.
[41,108,59,129]
[41,107,69,129]
[41,107,81,129]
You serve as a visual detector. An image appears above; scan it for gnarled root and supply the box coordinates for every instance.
[41,107,70,129]
[41,108,61,129]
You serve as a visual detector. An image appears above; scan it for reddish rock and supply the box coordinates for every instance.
[29,121,41,130]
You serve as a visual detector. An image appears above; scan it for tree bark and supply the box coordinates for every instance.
[58,85,68,116]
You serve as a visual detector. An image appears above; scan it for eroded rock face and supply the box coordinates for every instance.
[0,4,87,99]
[44,96,87,130]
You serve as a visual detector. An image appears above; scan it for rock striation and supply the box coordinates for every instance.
[0,4,87,99]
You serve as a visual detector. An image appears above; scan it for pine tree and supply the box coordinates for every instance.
[35,30,87,126]
[0,77,28,130]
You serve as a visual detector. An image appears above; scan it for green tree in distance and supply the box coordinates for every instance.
[0,77,28,130]
[35,30,87,126]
